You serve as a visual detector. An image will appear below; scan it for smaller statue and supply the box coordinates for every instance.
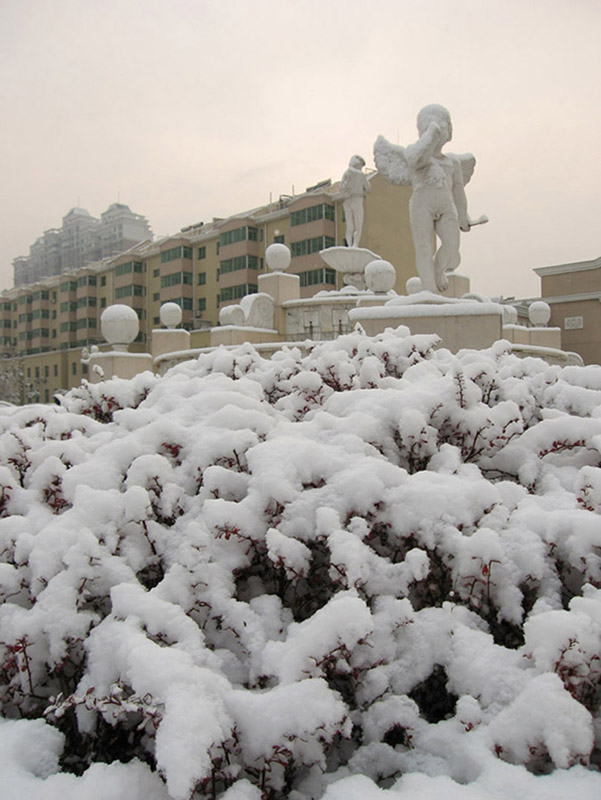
[340,154,371,248]
[374,104,487,293]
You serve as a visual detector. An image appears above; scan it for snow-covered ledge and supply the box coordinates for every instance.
[349,296,505,352]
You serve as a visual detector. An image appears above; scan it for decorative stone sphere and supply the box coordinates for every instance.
[528,301,551,327]
[365,260,396,293]
[160,302,183,328]
[101,304,139,348]
[265,243,291,272]
[406,276,423,295]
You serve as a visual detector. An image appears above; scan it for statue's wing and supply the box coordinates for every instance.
[449,152,476,186]
[373,135,411,186]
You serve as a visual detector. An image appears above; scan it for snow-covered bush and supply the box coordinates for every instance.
[1,329,601,799]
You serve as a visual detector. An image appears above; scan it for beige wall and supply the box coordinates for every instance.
[361,173,414,294]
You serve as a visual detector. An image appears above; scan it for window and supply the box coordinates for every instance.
[168,297,193,310]
[60,281,77,293]
[290,203,335,227]
[101,276,107,286]
[198,297,206,312]
[153,268,159,277]
[76,318,97,329]
[160,272,192,288]
[76,296,97,308]
[290,236,335,258]
[77,275,97,287]
[100,297,106,307]
[274,234,285,244]
[44,365,49,378]
[219,283,258,303]
[160,246,192,263]
[219,255,258,275]
[298,268,336,287]
[153,292,160,301]
[198,272,206,285]
[115,284,144,299]
[198,246,206,260]
[60,301,77,313]
[115,261,144,276]
[72,362,77,376]
[219,226,258,247]
[54,364,58,377]
[153,316,160,325]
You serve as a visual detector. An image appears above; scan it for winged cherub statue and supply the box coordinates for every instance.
[374,104,487,293]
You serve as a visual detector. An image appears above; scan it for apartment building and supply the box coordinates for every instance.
[0,172,413,402]
[13,203,152,286]
[534,256,601,365]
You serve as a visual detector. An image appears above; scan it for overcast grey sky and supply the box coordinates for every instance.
[1,0,599,298]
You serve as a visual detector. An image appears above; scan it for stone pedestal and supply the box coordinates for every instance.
[349,300,504,352]
[258,272,300,334]
[210,326,280,347]
[88,351,153,383]
[441,273,471,299]
[151,328,191,359]
[502,325,562,349]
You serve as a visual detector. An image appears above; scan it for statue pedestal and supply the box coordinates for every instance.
[441,273,470,298]
[502,324,562,349]
[258,271,300,334]
[88,351,153,383]
[349,299,504,353]
[151,328,191,359]
[210,326,280,347]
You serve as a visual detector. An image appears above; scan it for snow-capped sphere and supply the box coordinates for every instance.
[101,304,139,347]
[160,302,183,329]
[365,260,396,293]
[265,243,291,272]
[528,301,551,327]
[406,276,423,295]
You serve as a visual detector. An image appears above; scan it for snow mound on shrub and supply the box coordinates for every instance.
[1,329,601,798]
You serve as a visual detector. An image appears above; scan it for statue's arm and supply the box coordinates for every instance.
[405,121,440,171]
[452,160,470,231]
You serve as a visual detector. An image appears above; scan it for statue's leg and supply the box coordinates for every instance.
[343,200,353,246]
[434,213,460,292]
[410,195,437,292]
[352,202,364,248]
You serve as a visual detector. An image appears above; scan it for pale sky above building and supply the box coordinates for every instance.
[1,0,599,299]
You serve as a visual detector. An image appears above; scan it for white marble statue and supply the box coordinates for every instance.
[374,104,487,293]
[340,154,371,248]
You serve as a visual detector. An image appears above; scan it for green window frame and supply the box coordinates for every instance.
[219,283,258,303]
[298,268,336,287]
[290,236,335,258]
[290,203,335,227]
[219,226,258,247]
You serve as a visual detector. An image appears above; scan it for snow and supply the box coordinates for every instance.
[1,327,601,798]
